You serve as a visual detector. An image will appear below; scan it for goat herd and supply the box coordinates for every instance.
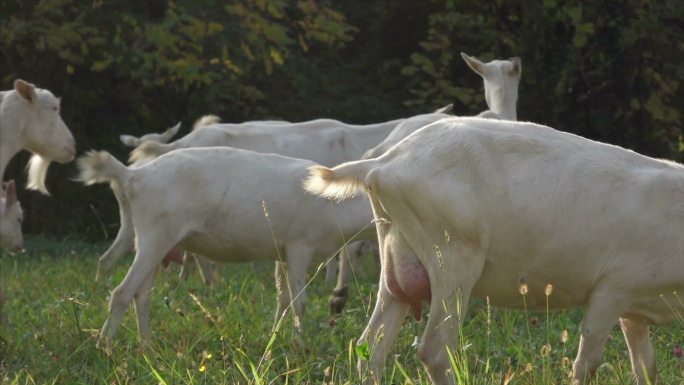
[1,52,682,385]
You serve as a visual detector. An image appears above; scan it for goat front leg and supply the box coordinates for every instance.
[273,243,314,345]
[194,255,215,286]
[571,290,628,385]
[178,252,193,281]
[134,269,157,345]
[330,245,352,314]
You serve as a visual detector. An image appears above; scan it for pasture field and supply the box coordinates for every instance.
[1,236,682,385]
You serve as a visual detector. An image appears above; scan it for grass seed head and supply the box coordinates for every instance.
[545,283,553,296]
[560,329,569,344]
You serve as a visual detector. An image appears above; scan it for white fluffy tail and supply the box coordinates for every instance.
[129,141,173,164]
[77,151,128,187]
[304,159,371,201]
[193,114,220,130]
[26,154,52,195]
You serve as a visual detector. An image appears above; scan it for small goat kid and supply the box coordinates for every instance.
[0,79,76,194]
[0,179,23,325]
[0,180,23,253]
[78,148,375,344]
[305,117,684,385]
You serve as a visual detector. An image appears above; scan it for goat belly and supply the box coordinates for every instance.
[385,259,432,320]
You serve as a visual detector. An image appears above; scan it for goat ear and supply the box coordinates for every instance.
[14,79,37,103]
[509,57,522,78]
[4,180,17,206]
[120,135,140,147]
[434,103,453,114]
[461,52,485,77]
[165,122,181,136]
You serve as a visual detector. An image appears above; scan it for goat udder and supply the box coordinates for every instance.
[385,259,431,320]
[162,246,184,267]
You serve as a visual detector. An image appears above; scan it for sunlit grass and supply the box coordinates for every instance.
[1,236,682,384]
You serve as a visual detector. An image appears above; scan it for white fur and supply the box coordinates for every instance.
[461,52,521,120]
[108,116,406,304]
[119,114,223,148]
[120,122,181,148]
[129,118,405,166]
[0,79,75,195]
[78,147,376,344]
[0,180,23,253]
[305,117,684,385]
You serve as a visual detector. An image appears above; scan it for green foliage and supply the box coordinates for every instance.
[0,0,682,237]
[402,0,684,160]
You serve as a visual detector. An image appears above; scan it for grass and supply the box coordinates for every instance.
[1,236,682,384]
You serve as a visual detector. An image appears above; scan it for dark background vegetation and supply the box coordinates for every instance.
[1,0,683,239]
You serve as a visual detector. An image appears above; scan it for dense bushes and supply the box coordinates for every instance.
[1,0,682,238]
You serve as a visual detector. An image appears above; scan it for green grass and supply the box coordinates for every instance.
[1,236,682,384]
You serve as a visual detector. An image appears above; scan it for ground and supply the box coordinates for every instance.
[1,236,682,384]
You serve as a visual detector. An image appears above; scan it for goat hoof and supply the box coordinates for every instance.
[329,287,349,314]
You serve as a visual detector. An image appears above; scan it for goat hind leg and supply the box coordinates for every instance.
[101,233,173,345]
[620,317,656,385]
[97,185,134,280]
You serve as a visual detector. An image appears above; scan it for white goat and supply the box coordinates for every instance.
[129,118,405,166]
[121,116,222,284]
[119,114,224,148]
[329,53,522,312]
[77,147,376,344]
[0,180,23,253]
[0,79,76,194]
[100,116,406,298]
[362,53,521,160]
[461,52,521,120]
[0,179,23,325]
[119,122,181,148]
[305,117,684,385]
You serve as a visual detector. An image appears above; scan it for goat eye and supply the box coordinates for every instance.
[53,107,58,111]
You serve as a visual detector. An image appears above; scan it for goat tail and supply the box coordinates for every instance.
[26,155,52,195]
[128,141,173,164]
[304,159,373,201]
[192,114,220,130]
[77,151,128,187]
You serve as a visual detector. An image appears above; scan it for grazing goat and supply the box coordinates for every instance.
[0,79,75,194]
[305,117,684,385]
[78,148,376,344]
